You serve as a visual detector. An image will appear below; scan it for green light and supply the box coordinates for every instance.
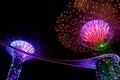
[99,44,104,48]
[10,64,14,67]
[96,42,106,50]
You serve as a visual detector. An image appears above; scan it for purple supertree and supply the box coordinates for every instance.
[6,40,35,80]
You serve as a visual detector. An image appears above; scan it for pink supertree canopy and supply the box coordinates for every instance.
[80,20,112,48]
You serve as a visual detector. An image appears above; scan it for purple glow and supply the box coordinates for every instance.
[6,40,35,80]
[58,54,120,69]
[76,54,120,69]
[80,20,111,45]
[9,40,35,60]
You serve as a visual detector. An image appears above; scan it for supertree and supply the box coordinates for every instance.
[55,0,120,80]
[0,0,119,80]
[6,40,35,80]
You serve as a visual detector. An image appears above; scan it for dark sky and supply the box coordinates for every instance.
[0,0,109,80]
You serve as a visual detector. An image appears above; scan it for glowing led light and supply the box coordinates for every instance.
[10,40,35,53]
[55,0,120,80]
[6,40,35,80]
[80,20,110,46]
[99,44,104,48]
[10,40,35,60]
[55,0,119,54]
[74,54,120,69]
[96,42,106,50]
[10,64,14,67]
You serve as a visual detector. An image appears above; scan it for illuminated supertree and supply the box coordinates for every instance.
[0,0,119,80]
[55,0,120,80]
[6,40,35,80]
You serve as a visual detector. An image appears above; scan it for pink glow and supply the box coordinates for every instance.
[80,20,110,45]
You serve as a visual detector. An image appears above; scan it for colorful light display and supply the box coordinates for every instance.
[80,20,110,49]
[6,40,35,80]
[55,0,120,80]
[96,57,120,80]
[0,0,119,80]
[58,54,120,69]
[55,0,120,54]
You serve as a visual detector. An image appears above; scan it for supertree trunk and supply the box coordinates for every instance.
[6,56,23,80]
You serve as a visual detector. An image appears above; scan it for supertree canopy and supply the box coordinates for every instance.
[9,40,35,61]
[80,20,111,51]
[55,0,120,56]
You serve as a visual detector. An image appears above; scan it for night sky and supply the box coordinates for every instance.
[0,0,117,80]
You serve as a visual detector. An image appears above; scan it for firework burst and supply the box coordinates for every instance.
[55,0,120,55]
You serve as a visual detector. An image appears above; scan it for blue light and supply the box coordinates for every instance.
[9,40,35,60]
[6,40,35,80]
[10,40,35,53]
